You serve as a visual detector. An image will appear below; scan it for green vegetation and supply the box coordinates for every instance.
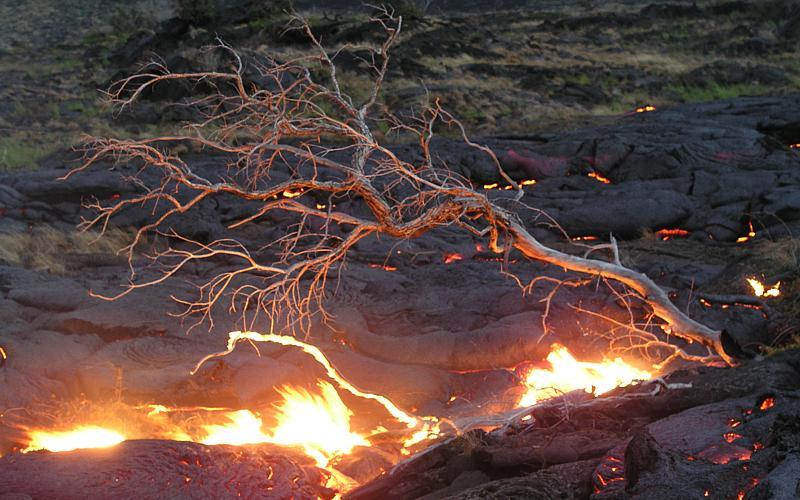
[665,83,771,103]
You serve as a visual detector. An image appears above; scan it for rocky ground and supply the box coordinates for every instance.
[1,1,800,499]
[0,94,799,497]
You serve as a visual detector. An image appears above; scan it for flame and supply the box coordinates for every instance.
[282,189,303,198]
[587,171,611,184]
[635,105,656,113]
[201,410,269,446]
[443,252,463,264]
[655,228,690,241]
[193,332,433,432]
[23,426,125,453]
[483,180,536,190]
[746,277,780,298]
[269,381,368,466]
[724,432,744,443]
[736,222,756,243]
[368,263,398,271]
[518,344,651,407]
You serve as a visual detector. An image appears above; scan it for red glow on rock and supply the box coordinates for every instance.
[368,263,397,272]
[758,396,775,411]
[723,432,743,443]
[587,171,611,184]
[443,252,463,264]
[655,228,690,241]
[697,443,752,464]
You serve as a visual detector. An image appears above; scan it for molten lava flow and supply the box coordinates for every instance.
[270,381,368,466]
[655,228,690,241]
[587,171,611,184]
[0,345,6,367]
[518,345,652,407]
[746,277,780,298]
[635,105,656,113]
[23,426,125,453]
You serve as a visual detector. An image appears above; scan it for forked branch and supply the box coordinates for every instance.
[65,9,733,365]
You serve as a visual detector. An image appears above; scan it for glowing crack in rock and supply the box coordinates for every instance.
[23,426,125,453]
[518,344,652,407]
[587,171,612,184]
[746,277,780,298]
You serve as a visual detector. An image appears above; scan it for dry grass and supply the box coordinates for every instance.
[0,226,134,274]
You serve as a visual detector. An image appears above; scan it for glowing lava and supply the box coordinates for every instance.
[635,105,656,113]
[736,222,756,243]
[746,277,780,298]
[587,171,611,184]
[655,228,690,241]
[519,345,652,407]
[23,426,125,453]
[270,381,368,466]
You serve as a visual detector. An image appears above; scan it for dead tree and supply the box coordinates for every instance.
[65,10,735,367]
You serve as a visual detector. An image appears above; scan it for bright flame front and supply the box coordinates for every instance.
[519,345,651,407]
[270,381,368,466]
[197,381,368,466]
[23,426,125,453]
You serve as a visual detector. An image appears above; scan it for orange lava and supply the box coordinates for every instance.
[635,105,656,113]
[655,228,690,240]
[723,432,743,443]
[368,263,398,271]
[443,252,463,264]
[759,397,775,411]
[587,171,612,184]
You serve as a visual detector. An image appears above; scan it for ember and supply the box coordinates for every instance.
[723,432,743,443]
[758,396,775,411]
[655,228,690,240]
[634,105,657,113]
[23,426,125,453]
[736,222,757,243]
[746,277,780,298]
[518,344,652,406]
[587,171,612,184]
[443,252,463,264]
